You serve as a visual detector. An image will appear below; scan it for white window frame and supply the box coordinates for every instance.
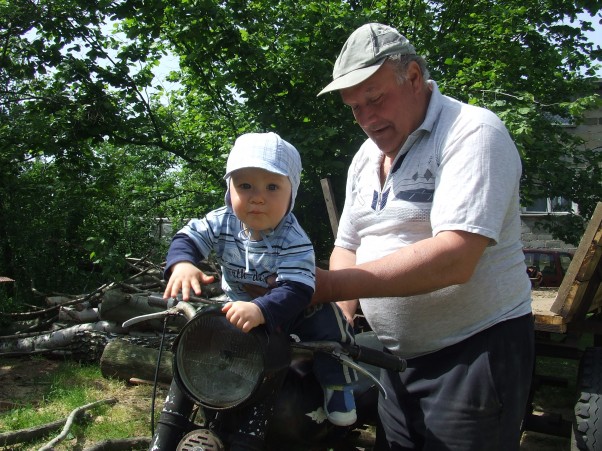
[521,196,577,215]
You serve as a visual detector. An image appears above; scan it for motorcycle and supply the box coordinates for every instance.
[124,294,406,451]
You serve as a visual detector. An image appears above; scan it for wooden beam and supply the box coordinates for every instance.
[320,178,340,238]
[551,202,602,319]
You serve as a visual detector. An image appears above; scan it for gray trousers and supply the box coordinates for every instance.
[376,314,534,451]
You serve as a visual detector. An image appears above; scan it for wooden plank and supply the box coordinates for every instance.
[533,311,567,333]
[591,283,602,312]
[575,239,602,281]
[532,290,568,333]
[551,202,602,319]
[320,178,340,238]
[533,318,567,333]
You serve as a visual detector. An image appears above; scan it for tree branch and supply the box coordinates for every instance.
[38,398,118,451]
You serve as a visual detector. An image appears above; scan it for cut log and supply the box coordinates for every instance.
[46,295,78,306]
[100,339,173,384]
[0,324,113,361]
[58,306,99,323]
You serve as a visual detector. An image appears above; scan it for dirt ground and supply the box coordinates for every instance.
[0,357,159,412]
[0,356,572,450]
[0,357,62,411]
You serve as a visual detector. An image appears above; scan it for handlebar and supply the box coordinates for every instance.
[145,294,406,372]
[144,293,197,322]
[147,293,178,309]
[292,341,406,373]
[148,292,222,307]
[345,343,407,372]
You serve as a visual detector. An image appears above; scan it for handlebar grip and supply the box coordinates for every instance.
[147,293,176,308]
[349,344,407,372]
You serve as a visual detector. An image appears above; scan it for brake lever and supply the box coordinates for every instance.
[335,353,389,399]
[122,307,183,328]
[291,341,391,399]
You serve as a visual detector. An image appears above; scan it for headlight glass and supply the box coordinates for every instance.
[175,309,264,409]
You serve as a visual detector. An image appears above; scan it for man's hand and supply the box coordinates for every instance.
[337,299,359,326]
[242,274,276,298]
[222,301,265,332]
[163,261,215,301]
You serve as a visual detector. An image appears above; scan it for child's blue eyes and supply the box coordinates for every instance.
[237,184,279,191]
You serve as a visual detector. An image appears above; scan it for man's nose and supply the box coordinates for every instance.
[355,105,376,127]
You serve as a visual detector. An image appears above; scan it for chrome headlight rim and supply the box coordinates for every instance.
[173,305,291,410]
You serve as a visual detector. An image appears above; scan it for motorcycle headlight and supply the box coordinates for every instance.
[173,305,290,410]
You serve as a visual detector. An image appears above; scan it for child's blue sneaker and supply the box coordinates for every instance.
[324,385,357,426]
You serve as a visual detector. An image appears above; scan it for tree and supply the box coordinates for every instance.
[124,0,602,244]
[1,0,601,300]
[0,0,225,297]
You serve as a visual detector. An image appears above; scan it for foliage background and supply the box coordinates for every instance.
[1,0,601,305]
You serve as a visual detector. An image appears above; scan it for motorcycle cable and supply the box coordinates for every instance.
[150,314,170,438]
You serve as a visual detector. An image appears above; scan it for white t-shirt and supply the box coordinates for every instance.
[335,81,532,358]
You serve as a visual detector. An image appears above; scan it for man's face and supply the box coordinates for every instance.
[340,62,423,157]
[229,167,292,238]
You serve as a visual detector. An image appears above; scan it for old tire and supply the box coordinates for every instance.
[572,347,602,450]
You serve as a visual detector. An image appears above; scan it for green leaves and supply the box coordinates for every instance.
[1,0,601,297]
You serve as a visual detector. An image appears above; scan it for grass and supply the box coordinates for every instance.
[0,359,160,450]
[534,355,579,403]
[532,332,593,412]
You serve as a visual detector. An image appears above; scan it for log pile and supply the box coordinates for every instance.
[0,257,225,449]
[0,257,222,365]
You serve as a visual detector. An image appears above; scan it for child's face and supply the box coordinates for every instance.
[229,167,292,238]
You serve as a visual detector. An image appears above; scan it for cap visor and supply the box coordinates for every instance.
[317,64,383,96]
[223,162,287,180]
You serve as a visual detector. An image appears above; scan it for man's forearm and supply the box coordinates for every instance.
[329,246,360,318]
[324,231,490,302]
[311,246,356,304]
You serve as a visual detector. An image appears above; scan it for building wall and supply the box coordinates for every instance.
[521,217,577,251]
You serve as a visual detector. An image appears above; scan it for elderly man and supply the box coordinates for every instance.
[315,23,533,450]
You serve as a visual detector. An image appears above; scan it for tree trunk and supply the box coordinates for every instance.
[0,323,119,361]
[100,339,173,384]
[0,322,172,362]
[58,306,99,323]
[46,295,78,306]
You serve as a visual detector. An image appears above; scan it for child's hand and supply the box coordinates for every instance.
[163,261,215,301]
[222,301,265,333]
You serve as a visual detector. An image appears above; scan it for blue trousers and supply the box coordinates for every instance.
[286,303,357,387]
[376,314,534,451]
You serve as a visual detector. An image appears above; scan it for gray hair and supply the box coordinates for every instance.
[387,54,430,85]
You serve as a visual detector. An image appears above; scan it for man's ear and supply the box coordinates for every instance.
[407,61,423,88]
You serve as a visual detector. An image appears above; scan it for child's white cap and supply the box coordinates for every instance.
[224,132,302,213]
